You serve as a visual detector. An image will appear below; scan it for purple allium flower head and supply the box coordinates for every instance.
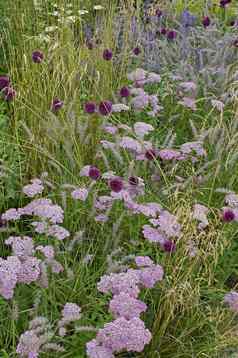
[222,208,235,222]
[89,166,101,180]
[99,100,112,116]
[202,16,210,28]
[145,149,157,160]
[103,49,113,61]
[128,176,139,186]
[0,76,10,90]
[109,177,123,193]
[167,30,177,40]
[220,0,231,7]
[155,8,162,17]
[161,28,167,35]
[51,98,63,112]
[119,86,130,98]
[133,47,141,55]
[84,101,96,114]
[32,50,44,63]
[2,86,16,101]
[163,239,176,253]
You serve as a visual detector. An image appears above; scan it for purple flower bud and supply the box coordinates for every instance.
[233,39,238,48]
[98,101,112,116]
[51,98,63,112]
[120,86,130,98]
[133,47,141,56]
[160,28,167,35]
[167,30,177,40]
[230,20,235,26]
[84,101,97,114]
[220,0,231,7]
[89,166,101,180]
[0,76,10,90]
[163,240,176,253]
[128,176,139,186]
[145,149,157,161]
[109,177,123,192]
[2,86,16,101]
[86,40,94,50]
[32,50,44,63]
[222,209,235,222]
[202,16,210,28]
[155,8,162,17]
[103,49,113,61]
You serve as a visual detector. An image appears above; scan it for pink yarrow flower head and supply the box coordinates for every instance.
[86,340,114,358]
[23,179,44,198]
[61,303,81,323]
[51,98,63,112]
[109,293,147,320]
[0,256,21,299]
[99,101,112,116]
[71,188,88,201]
[89,166,101,180]
[96,317,152,353]
[224,291,238,311]
[84,101,97,114]
[32,50,44,63]
[135,256,154,267]
[103,49,113,61]
[134,122,154,138]
[5,236,34,257]
[139,264,164,288]
[16,330,41,357]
